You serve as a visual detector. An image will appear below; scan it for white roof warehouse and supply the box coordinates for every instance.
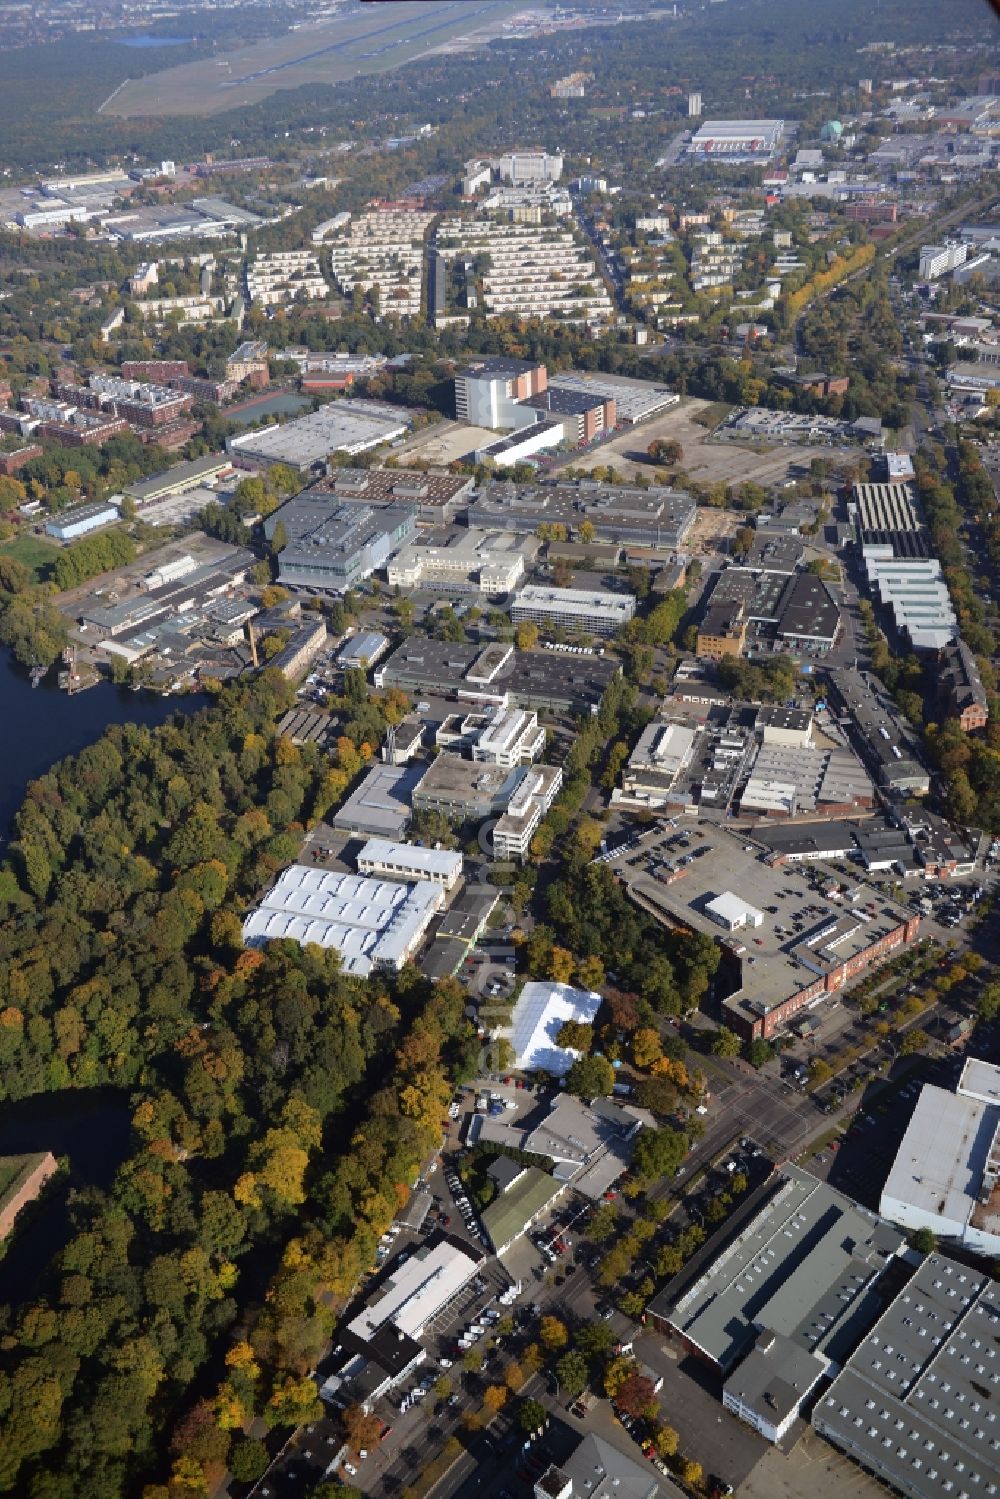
[241,864,443,975]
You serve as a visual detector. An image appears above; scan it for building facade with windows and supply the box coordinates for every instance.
[511,584,636,639]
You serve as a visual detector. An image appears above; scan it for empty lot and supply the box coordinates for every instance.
[740,1427,886,1499]
[563,397,842,489]
[395,421,496,466]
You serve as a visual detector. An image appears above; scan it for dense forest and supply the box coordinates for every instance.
[0,671,477,1496]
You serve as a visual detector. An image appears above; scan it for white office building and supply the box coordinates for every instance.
[386,530,527,595]
[918,241,970,280]
[511,584,636,639]
[497,151,563,183]
[472,707,546,768]
[492,763,563,861]
[355,838,463,891]
[880,1057,1000,1258]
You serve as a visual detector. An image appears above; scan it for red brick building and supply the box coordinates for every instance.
[121,360,190,382]
[724,912,921,1041]
[37,416,129,447]
[0,444,43,475]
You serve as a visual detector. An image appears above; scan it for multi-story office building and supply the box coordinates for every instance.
[491,763,563,860]
[696,599,748,659]
[511,584,636,639]
[387,530,528,594]
[471,707,546,768]
[453,358,548,428]
[496,150,563,182]
[918,240,969,279]
[264,497,415,592]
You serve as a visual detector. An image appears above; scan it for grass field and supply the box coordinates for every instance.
[0,534,59,584]
[104,0,526,117]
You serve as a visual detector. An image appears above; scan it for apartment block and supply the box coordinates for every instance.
[918,240,969,279]
[246,250,328,307]
[84,374,194,429]
[435,217,613,326]
[326,208,435,320]
[227,341,270,384]
[132,294,227,325]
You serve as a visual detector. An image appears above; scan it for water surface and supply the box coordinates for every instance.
[0,649,206,836]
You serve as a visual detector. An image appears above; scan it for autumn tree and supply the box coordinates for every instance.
[539,1316,569,1352]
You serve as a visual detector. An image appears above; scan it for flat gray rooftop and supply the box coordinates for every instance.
[613,825,914,1020]
[332,762,422,837]
[814,1254,1000,1499]
[650,1165,905,1371]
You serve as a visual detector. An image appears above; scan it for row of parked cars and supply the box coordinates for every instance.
[443,1163,487,1245]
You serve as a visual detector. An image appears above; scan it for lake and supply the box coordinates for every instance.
[0,649,207,837]
[226,391,312,426]
[0,1090,133,1307]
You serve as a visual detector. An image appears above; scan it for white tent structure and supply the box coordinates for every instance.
[504,981,603,1075]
